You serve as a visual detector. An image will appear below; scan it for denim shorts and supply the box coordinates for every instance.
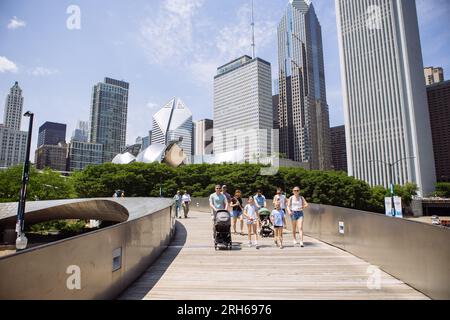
[291,211,304,221]
[231,210,243,218]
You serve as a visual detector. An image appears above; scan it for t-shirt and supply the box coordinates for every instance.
[173,194,181,204]
[274,194,287,209]
[223,192,232,202]
[231,197,243,212]
[210,193,226,210]
[271,209,285,227]
[254,195,266,208]
[245,204,258,220]
[182,194,191,203]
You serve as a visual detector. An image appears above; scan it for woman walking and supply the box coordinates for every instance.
[243,196,260,249]
[287,186,309,247]
[182,190,192,219]
[230,190,244,235]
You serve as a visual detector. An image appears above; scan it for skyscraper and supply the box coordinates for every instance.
[424,67,444,86]
[194,119,213,156]
[151,98,193,156]
[38,122,67,147]
[90,77,129,163]
[0,82,27,168]
[427,80,450,182]
[336,0,436,196]
[71,120,89,143]
[3,81,23,131]
[277,0,331,170]
[330,125,347,172]
[214,55,273,162]
[35,143,68,171]
[67,141,103,172]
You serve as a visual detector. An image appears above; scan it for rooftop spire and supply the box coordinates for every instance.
[251,0,255,59]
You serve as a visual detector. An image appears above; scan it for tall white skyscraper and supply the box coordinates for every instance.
[214,55,273,162]
[277,0,331,170]
[152,98,193,156]
[336,0,436,196]
[3,81,23,131]
[0,82,27,168]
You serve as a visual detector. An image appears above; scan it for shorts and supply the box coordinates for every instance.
[246,219,256,225]
[231,210,243,218]
[291,211,304,221]
[274,226,284,229]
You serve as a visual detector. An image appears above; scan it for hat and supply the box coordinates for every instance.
[222,185,227,188]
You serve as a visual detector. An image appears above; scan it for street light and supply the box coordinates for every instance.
[16,111,34,251]
[369,157,415,217]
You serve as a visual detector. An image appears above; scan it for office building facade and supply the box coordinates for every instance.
[67,141,103,172]
[214,55,273,162]
[0,82,27,168]
[35,143,68,171]
[424,67,444,86]
[336,0,436,196]
[90,78,129,163]
[194,119,214,156]
[72,120,89,143]
[152,98,193,156]
[427,80,450,182]
[38,122,67,147]
[3,82,23,131]
[277,0,331,170]
[330,125,347,172]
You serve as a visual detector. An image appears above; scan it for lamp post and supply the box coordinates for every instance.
[16,111,34,251]
[370,157,415,217]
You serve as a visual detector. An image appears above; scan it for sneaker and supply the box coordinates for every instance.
[293,240,299,246]
[248,242,252,248]
[255,244,260,250]
[280,245,284,250]
[300,241,304,248]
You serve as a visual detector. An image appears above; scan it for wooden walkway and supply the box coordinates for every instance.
[119,211,428,300]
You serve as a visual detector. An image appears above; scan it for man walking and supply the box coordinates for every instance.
[209,185,228,238]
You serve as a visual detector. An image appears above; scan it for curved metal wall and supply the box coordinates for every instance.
[0,202,175,300]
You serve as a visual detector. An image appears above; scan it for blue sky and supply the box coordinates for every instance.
[0,0,449,160]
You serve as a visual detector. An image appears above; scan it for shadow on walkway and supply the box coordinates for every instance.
[118,221,187,300]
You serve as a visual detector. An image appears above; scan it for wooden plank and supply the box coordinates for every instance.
[119,211,429,300]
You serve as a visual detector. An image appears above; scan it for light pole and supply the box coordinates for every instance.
[370,157,415,217]
[16,111,34,251]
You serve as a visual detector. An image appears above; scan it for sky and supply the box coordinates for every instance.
[0,0,449,161]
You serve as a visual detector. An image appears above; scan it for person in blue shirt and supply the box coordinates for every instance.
[173,190,182,218]
[254,190,267,234]
[209,185,228,238]
[271,199,286,249]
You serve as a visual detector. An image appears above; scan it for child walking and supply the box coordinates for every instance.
[244,196,260,249]
[271,199,286,249]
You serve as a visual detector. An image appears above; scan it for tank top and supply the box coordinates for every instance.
[290,196,303,212]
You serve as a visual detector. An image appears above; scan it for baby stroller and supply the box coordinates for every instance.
[214,210,233,250]
[259,208,274,238]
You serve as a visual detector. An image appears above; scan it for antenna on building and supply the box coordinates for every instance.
[251,0,256,59]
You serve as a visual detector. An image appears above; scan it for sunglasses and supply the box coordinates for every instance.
[293,190,300,192]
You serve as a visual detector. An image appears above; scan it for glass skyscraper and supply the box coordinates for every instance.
[90,78,129,163]
[336,0,436,196]
[38,122,67,147]
[277,0,331,170]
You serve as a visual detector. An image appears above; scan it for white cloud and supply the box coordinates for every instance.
[7,16,26,29]
[30,67,60,76]
[146,101,160,110]
[139,1,277,87]
[139,0,205,65]
[0,56,18,73]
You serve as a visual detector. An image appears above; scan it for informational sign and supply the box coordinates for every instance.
[385,197,403,218]
[339,221,345,235]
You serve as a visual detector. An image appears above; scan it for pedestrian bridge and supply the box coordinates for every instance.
[0,198,448,300]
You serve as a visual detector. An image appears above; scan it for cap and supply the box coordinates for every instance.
[222,185,227,188]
